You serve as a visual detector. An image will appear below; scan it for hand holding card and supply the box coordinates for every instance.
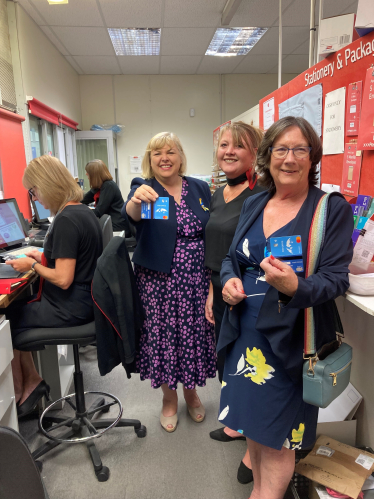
[141,197,169,220]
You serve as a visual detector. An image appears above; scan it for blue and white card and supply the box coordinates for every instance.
[154,197,169,220]
[270,236,302,257]
[283,259,304,272]
[141,201,152,219]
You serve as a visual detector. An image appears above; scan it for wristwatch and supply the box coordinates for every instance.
[31,261,38,271]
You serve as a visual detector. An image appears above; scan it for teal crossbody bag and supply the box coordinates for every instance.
[302,193,352,409]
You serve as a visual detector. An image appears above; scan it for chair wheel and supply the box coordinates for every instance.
[95,466,110,482]
[135,425,147,438]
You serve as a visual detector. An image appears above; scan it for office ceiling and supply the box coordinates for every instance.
[16,0,358,75]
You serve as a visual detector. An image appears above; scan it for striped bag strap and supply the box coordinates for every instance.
[304,193,330,356]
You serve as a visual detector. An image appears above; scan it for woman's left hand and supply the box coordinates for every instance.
[5,257,35,273]
[260,256,299,297]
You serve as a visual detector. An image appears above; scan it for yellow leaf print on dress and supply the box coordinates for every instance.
[229,348,274,385]
[290,423,305,450]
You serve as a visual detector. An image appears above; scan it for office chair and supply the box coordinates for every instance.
[12,324,146,482]
[0,426,49,498]
[98,214,113,250]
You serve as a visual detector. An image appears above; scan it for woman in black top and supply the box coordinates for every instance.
[204,121,263,481]
[5,155,103,418]
[82,159,129,233]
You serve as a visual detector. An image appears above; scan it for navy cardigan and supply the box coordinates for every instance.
[122,176,211,274]
[219,186,353,383]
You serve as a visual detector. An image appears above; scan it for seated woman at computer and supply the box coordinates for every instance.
[4,155,103,417]
[81,159,130,234]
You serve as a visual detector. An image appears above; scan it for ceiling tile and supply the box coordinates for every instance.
[160,56,202,74]
[73,56,121,74]
[17,0,46,25]
[164,0,226,28]
[248,26,310,55]
[161,28,215,56]
[65,56,84,74]
[197,55,246,74]
[233,54,279,74]
[27,0,104,27]
[117,56,160,74]
[292,39,309,55]
[98,0,163,28]
[40,26,69,55]
[52,27,114,56]
[323,0,358,19]
[280,54,309,73]
[230,0,294,28]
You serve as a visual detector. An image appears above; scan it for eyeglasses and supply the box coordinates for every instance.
[28,186,36,197]
[269,146,312,159]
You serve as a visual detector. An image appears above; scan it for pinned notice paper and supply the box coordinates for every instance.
[130,156,143,174]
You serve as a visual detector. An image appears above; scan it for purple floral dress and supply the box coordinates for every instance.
[134,179,216,390]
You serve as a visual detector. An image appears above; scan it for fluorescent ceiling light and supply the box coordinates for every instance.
[47,0,68,4]
[108,28,161,56]
[206,27,268,56]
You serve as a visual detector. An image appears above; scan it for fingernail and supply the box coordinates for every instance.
[270,255,275,260]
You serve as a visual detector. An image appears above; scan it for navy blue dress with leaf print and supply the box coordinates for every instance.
[218,212,318,450]
[134,179,216,390]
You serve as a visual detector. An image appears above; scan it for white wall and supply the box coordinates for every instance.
[80,73,298,198]
[8,2,81,126]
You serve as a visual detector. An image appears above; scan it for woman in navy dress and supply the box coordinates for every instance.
[218,117,353,499]
[124,132,216,433]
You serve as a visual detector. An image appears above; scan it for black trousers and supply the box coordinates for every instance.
[211,270,227,383]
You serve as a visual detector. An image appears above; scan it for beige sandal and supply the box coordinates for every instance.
[160,411,178,433]
[187,403,205,423]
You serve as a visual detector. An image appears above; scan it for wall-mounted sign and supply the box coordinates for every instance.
[341,143,362,197]
[357,67,374,150]
[346,81,362,136]
[322,87,346,155]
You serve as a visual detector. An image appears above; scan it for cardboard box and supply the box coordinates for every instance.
[316,419,357,447]
[319,14,358,55]
[355,0,374,36]
[295,436,374,499]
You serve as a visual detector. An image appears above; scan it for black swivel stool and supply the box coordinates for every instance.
[12,322,146,482]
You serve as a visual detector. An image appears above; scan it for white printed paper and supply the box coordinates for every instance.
[323,87,346,155]
[130,156,143,174]
[263,97,275,131]
[316,445,335,457]
[350,219,374,273]
[355,453,374,470]
[321,184,341,193]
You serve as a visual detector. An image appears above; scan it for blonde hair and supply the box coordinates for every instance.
[85,159,113,189]
[214,121,264,169]
[23,155,83,215]
[141,132,187,179]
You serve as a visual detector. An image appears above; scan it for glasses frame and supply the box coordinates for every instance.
[269,146,312,159]
[28,186,36,197]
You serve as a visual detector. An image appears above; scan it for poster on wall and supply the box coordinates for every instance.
[322,87,346,155]
[357,67,374,150]
[130,156,142,174]
[346,82,362,136]
[279,84,322,136]
[263,97,275,131]
[341,143,362,197]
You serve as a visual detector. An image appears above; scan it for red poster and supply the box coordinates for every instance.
[357,68,374,150]
[346,81,362,136]
[341,143,362,196]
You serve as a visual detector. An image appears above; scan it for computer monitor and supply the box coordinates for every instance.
[0,198,27,249]
[31,199,51,224]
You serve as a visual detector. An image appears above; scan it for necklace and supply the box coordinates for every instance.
[224,183,247,203]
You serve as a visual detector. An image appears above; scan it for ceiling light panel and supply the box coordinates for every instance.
[47,0,68,4]
[108,28,161,56]
[206,27,268,56]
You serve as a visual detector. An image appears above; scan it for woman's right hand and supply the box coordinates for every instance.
[205,281,215,324]
[130,185,158,205]
[23,248,42,263]
[222,278,246,306]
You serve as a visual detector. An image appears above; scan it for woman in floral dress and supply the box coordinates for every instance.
[123,132,216,432]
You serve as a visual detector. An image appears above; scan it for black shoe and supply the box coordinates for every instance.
[237,460,253,484]
[17,380,50,418]
[209,427,246,442]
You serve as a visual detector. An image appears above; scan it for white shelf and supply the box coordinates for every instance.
[344,291,374,316]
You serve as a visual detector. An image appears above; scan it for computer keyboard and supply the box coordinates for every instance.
[2,246,43,259]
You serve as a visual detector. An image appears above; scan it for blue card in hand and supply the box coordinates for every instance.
[153,197,169,219]
[141,201,151,219]
[270,235,302,257]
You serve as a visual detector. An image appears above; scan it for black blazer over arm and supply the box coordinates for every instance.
[121,176,211,274]
[219,186,353,383]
